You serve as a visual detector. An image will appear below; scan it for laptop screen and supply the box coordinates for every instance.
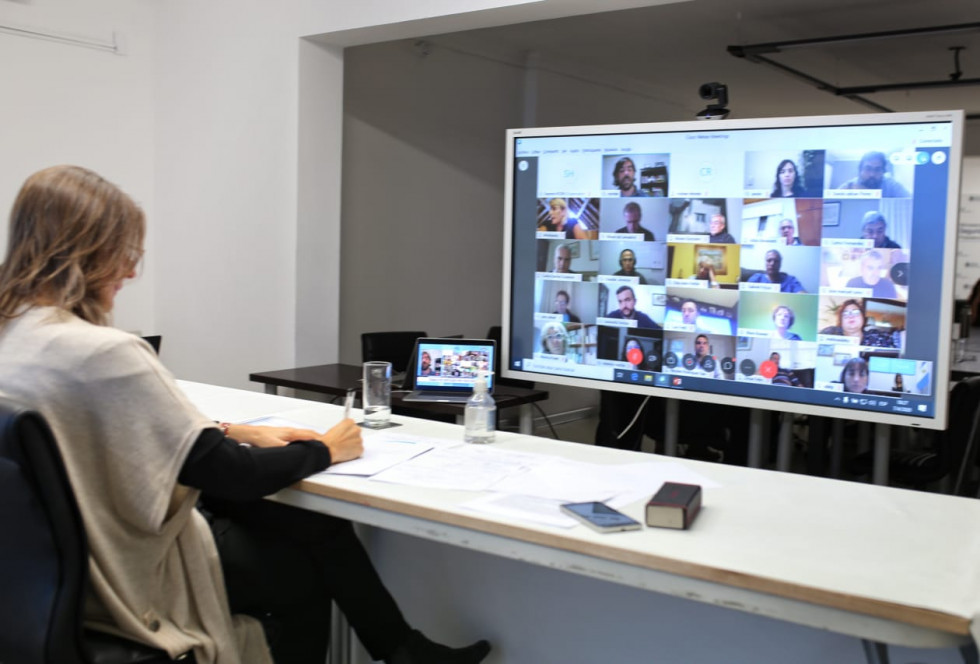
[413,338,496,393]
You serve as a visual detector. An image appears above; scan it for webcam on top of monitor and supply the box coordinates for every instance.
[697,82,730,120]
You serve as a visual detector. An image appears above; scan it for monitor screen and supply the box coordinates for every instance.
[413,339,495,393]
[502,111,963,429]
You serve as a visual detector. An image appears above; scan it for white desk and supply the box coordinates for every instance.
[180,380,980,664]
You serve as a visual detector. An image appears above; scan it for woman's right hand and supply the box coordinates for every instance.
[319,419,364,464]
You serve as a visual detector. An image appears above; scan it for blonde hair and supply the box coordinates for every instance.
[0,165,145,326]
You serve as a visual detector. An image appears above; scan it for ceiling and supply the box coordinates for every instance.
[427,0,980,124]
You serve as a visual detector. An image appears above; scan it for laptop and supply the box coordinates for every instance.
[402,338,496,403]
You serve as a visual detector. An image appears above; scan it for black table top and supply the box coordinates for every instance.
[250,363,548,415]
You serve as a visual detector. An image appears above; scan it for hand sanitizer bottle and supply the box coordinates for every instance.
[464,370,496,444]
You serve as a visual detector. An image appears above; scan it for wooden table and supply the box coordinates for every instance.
[249,363,548,435]
[183,380,980,664]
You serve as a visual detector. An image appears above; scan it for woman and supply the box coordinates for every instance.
[819,298,899,348]
[621,336,647,369]
[538,197,586,239]
[841,358,870,393]
[892,373,905,392]
[771,304,801,340]
[0,166,489,664]
[770,159,807,198]
[540,321,569,356]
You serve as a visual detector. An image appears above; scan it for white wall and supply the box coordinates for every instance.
[0,0,156,334]
[339,39,693,416]
[148,0,683,389]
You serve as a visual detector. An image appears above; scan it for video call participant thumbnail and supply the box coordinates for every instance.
[846,250,898,299]
[534,281,598,326]
[819,199,911,249]
[668,242,740,289]
[605,154,670,198]
[818,297,903,349]
[536,239,599,280]
[604,285,661,330]
[840,357,869,393]
[663,288,738,335]
[736,291,818,342]
[742,150,825,198]
[553,289,580,323]
[662,331,735,379]
[538,321,571,357]
[735,337,817,388]
[613,248,646,283]
[771,159,807,198]
[553,243,575,273]
[709,213,737,244]
[612,157,645,197]
[861,211,902,249]
[745,249,805,293]
[616,202,655,240]
[537,197,579,239]
[838,151,911,198]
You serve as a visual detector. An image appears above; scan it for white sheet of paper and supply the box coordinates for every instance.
[369,444,540,491]
[321,432,437,476]
[241,415,327,433]
[239,416,436,477]
[461,493,578,528]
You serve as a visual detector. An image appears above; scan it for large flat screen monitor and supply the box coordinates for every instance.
[502,111,964,429]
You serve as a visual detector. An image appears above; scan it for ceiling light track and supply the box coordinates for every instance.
[729,22,980,120]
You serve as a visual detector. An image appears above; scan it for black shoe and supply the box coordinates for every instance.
[385,629,491,664]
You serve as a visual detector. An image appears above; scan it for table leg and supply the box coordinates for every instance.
[747,409,766,468]
[873,423,891,486]
[519,404,533,435]
[776,414,793,472]
[263,383,278,395]
[860,639,890,664]
[663,399,678,456]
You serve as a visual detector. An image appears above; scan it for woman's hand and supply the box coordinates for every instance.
[224,424,322,448]
[318,419,363,464]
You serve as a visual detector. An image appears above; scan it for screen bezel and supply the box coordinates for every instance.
[501,111,963,430]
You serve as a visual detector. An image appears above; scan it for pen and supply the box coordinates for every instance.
[344,388,355,421]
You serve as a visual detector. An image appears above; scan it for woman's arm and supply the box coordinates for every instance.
[178,420,363,501]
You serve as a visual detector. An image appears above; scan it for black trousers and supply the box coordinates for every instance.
[202,496,412,664]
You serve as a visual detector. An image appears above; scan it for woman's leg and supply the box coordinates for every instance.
[203,496,411,662]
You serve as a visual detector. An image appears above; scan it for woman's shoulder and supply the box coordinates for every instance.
[11,307,151,364]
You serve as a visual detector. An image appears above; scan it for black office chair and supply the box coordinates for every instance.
[141,335,162,355]
[0,396,195,664]
[361,331,427,374]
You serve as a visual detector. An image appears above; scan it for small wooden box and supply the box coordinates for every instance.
[645,482,702,529]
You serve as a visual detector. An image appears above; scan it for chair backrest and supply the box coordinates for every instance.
[361,331,427,374]
[0,397,88,664]
[141,335,162,355]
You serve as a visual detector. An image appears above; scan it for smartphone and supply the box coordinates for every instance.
[560,501,642,533]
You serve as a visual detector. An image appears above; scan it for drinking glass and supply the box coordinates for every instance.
[362,361,392,428]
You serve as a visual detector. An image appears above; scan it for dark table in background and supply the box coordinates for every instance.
[249,363,548,434]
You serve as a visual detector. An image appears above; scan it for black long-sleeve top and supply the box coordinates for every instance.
[177,428,330,501]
